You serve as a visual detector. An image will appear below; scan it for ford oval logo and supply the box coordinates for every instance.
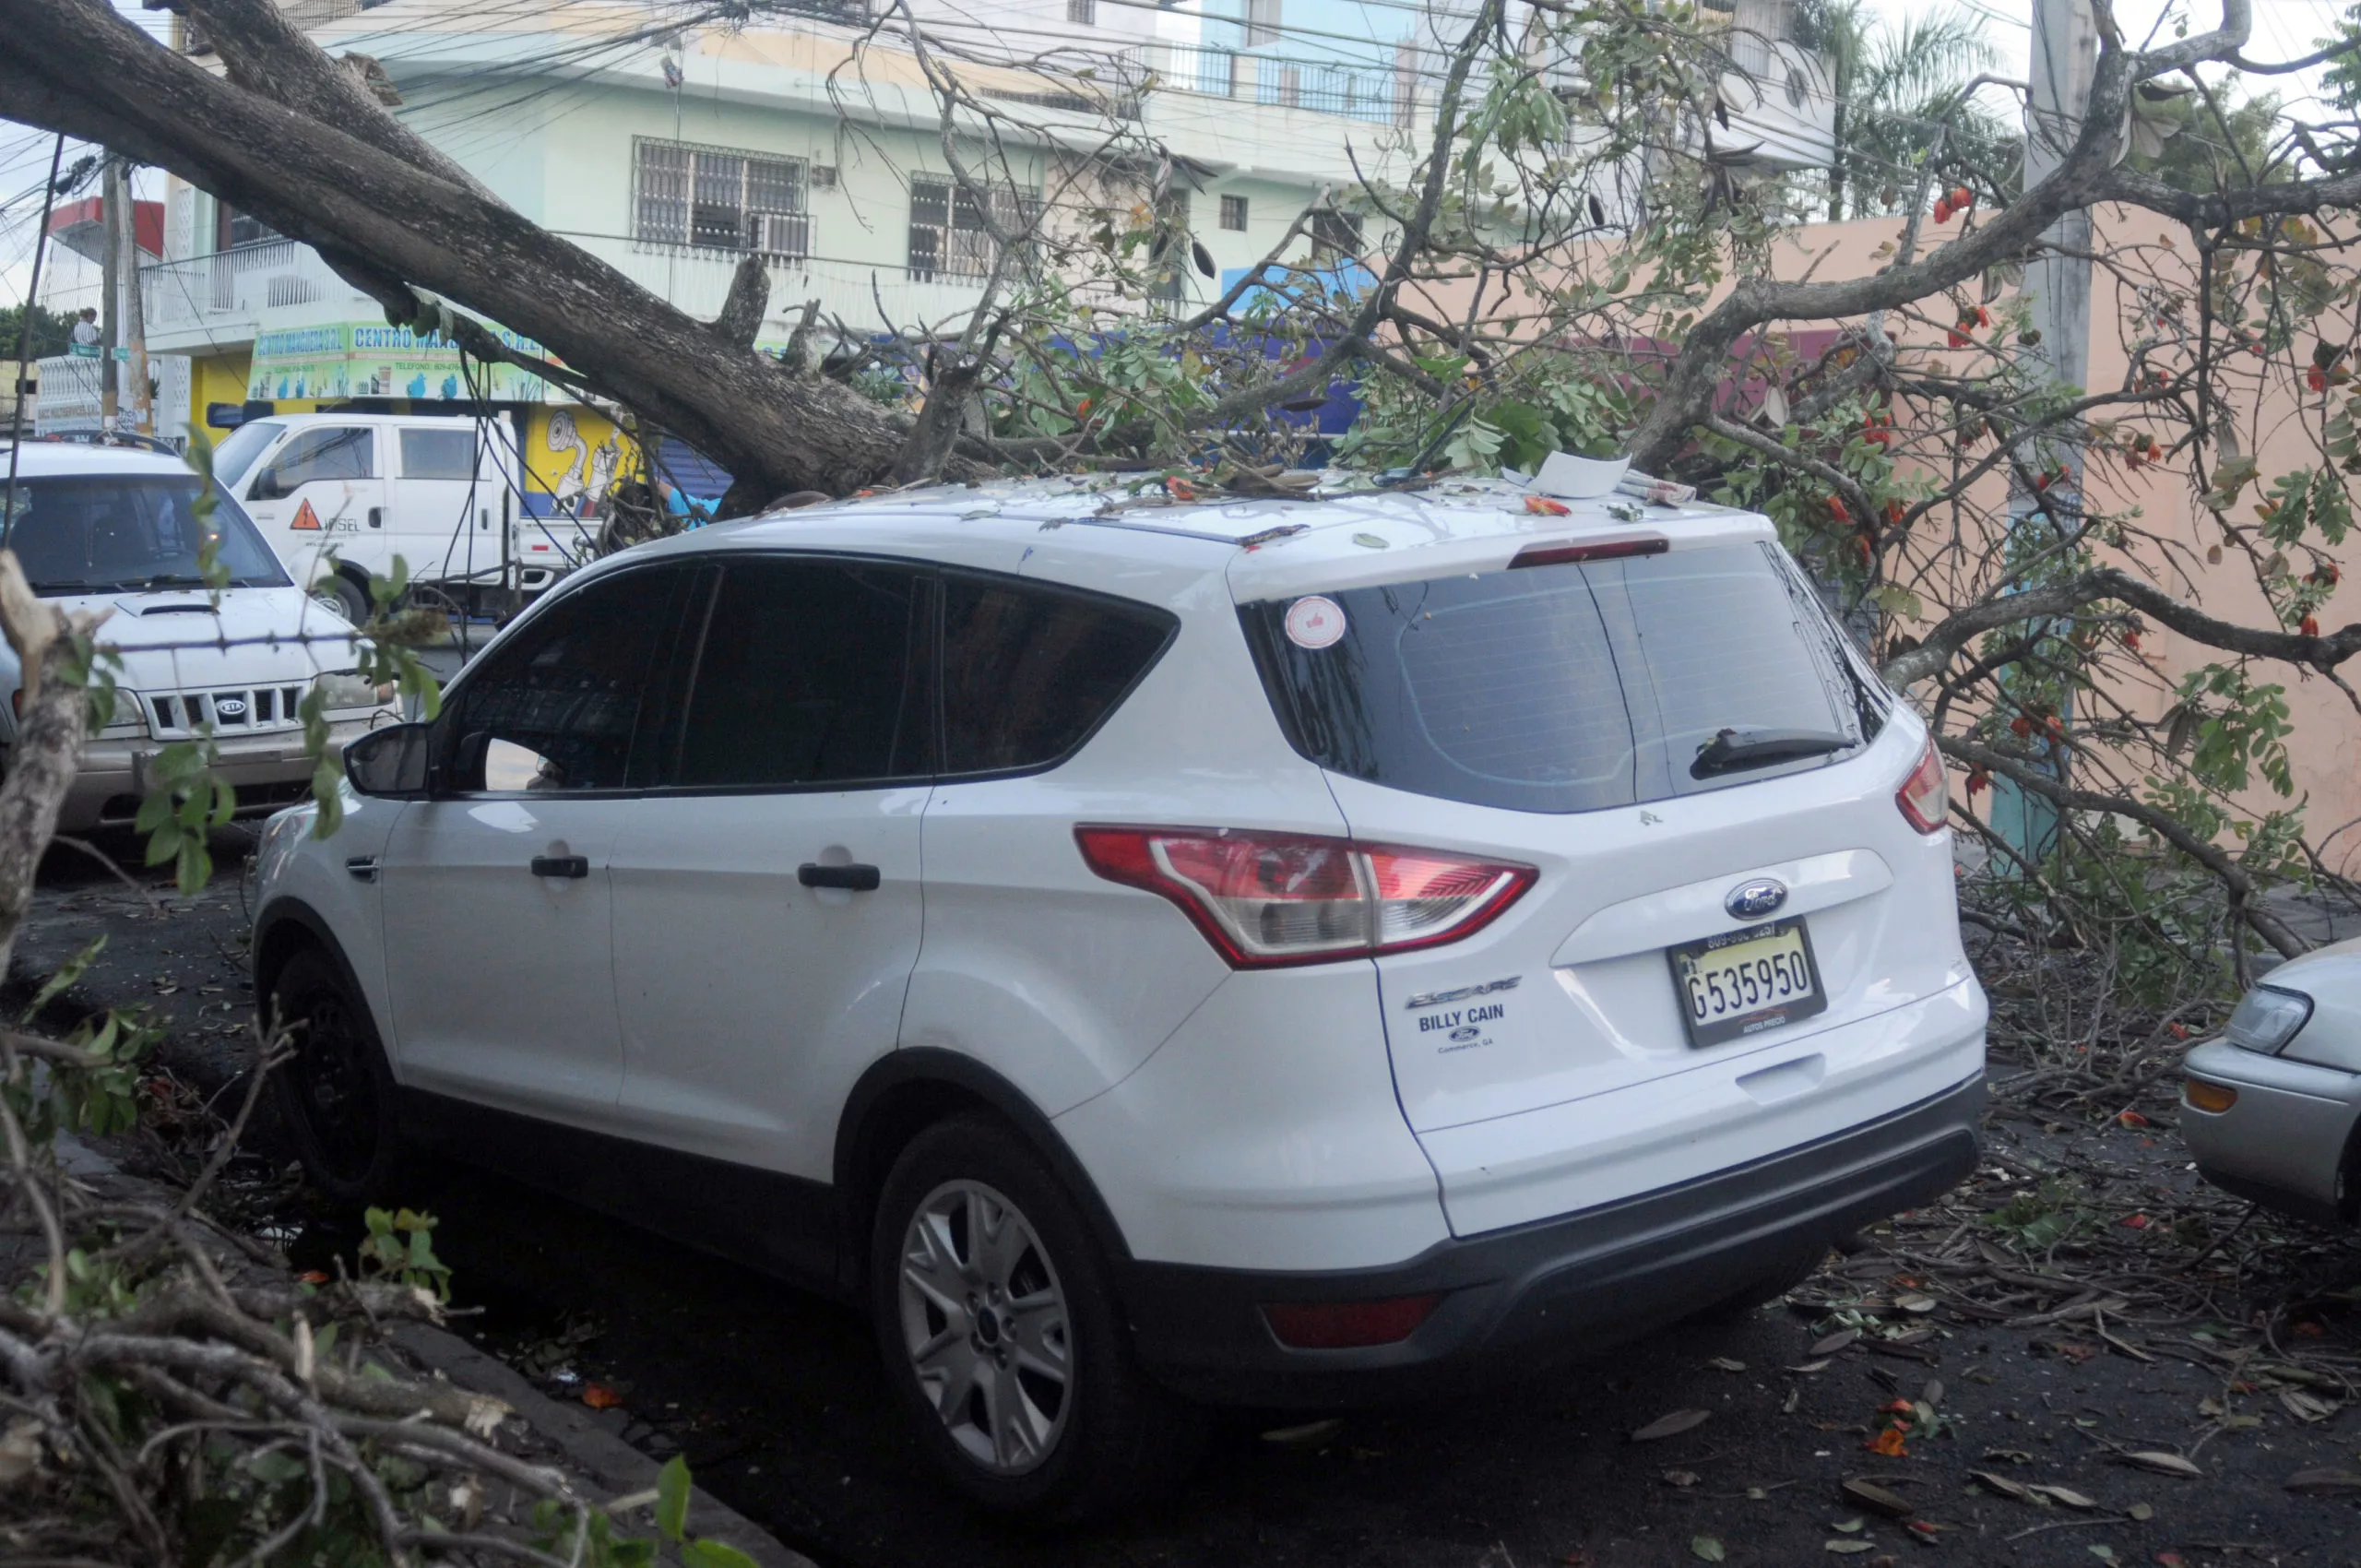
[215,697,248,719]
[1726,878,1787,921]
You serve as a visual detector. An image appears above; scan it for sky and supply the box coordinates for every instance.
[1,0,2352,309]
[1919,0,2349,88]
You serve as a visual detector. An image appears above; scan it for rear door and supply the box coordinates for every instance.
[1239,540,1976,1230]
[608,555,932,1178]
[238,423,384,588]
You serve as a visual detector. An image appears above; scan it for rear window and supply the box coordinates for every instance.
[1240,541,1887,814]
[941,574,1175,774]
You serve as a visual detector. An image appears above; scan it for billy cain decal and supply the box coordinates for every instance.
[1404,976,1521,1054]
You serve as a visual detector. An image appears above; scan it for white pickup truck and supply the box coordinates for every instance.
[208,411,600,623]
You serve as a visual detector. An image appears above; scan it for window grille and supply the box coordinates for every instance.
[908,176,1038,282]
[1220,195,1248,232]
[633,139,809,257]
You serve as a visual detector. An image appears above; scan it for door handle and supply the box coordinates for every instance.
[367,506,383,529]
[530,855,589,879]
[798,862,881,892]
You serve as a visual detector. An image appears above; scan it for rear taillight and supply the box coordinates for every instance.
[1074,826,1535,968]
[1896,736,1948,834]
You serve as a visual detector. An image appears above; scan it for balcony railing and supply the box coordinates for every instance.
[141,240,374,339]
[1710,0,1800,82]
[1134,42,1405,125]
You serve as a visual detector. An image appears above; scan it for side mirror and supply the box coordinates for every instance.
[345,722,430,798]
[250,465,283,502]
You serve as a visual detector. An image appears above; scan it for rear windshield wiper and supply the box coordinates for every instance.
[1691,727,1852,778]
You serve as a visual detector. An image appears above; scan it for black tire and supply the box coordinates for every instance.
[311,573,370,627]
[869,1115,1204,1522]
[1690,1243,1826,1324]
[267,946,403,1208]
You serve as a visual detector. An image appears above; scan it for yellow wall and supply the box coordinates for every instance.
[521,400,646,513]
[192,352,332,426]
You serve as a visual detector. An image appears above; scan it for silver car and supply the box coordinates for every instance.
[2184,936,2361,1224]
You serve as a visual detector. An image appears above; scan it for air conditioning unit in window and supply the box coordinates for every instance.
[753,211,811,259]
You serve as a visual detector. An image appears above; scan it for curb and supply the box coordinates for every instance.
[392,1324,816,1568]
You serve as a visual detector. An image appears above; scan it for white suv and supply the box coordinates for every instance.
[251,476,1987,1519]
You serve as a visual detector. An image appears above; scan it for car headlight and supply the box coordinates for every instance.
[96,691,149,738]
[2225,984,2314,1054]
[313,671,393,714]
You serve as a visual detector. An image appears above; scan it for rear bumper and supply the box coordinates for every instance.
[1118,1071,1983,1407]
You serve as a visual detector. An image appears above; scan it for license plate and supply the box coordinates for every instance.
[1667,918,1826,1047]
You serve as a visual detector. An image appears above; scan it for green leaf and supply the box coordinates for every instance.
[133,787,174,836]
[175,837,210,898]
[20,936,103,1026]
[683,1540,763,1568]
[246,1447,306,1485]
[655,1454,693,1541]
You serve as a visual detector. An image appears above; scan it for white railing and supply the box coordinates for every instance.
[31,354,103,434]
[1129,42,1407,125]
[141,240,374,339]
[1724,0,1798,81]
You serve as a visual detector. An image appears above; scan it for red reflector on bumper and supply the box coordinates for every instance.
[1261,1294,1441,1349]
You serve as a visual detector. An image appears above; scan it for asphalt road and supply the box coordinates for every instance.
[21,829,2361,1568]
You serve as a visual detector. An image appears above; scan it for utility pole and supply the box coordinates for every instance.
[2023,0,2096,414]
[100,158,121,432]
[1988,0,2097,863]
[117,162,151,434]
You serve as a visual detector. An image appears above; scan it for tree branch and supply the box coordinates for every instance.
[1880,566,2361,687]
[0,0,958,502]
[1943,735,2308,956]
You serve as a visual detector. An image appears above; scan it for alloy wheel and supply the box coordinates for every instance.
[896,1178,1074,1475]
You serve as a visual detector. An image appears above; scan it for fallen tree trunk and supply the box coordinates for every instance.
[0,0,977,506]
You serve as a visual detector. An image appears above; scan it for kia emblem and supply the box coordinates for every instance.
[216,697,248,719]
[1725,878,1787,921]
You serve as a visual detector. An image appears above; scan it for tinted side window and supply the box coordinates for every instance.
[941,575,1174,774]
[400,427,476,480]
[447,568,683,792]
[273,427,375,486]
[672,559,925,788]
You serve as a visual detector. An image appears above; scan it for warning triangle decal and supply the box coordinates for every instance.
[290,499,322,531]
